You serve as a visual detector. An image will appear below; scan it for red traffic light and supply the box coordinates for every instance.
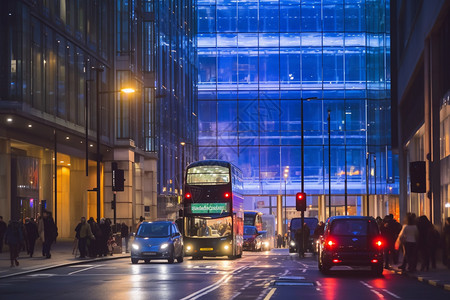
[185,192,192,199]
[296,192,307,211]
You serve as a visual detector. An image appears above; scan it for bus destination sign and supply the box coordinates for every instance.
[191,203,228,214]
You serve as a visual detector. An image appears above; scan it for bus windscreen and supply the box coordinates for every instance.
[187,165,230,185]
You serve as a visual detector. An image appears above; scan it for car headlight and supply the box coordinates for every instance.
[132,243,140,250]
[224,245,230,250]
[160,243,169,250]
[263,242,269,246]
[290,241,295,246]
[186,245,192,252]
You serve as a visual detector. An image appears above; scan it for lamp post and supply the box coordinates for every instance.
[88,66,135,223]
[283,167,289,236]
[300,97,317,194]
[180,142,186,194]
[327,109,331,219]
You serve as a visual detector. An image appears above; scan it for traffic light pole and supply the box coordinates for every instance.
[113,191,117,225]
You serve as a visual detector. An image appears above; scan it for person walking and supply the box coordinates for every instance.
[24,218,39,257]
[5,220,24,267]
[121,222,129,253]
[75,217,94,259]
[396,214,419,272]
[443,217,450,268]
[417,215,431,271]
[38,211,58,258]
[88,217,101,257]
[136,216,145,232]
[99,218,111,256]
[428,223,440,269]
[0,216,7,253]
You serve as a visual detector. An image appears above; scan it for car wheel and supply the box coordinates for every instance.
[131,258,139,264]
[177,255,184,263]
[372,264,384,277]
[167,248,175,264]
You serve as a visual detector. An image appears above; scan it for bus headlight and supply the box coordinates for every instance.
[186,245,192,252]
[224,245,230,250]
[290,241,295,247]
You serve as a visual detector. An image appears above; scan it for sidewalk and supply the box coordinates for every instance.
[387,262,450,291]
[0,238,130,279]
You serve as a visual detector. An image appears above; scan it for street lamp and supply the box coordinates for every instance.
[283,167,289,236]
[328,109,331,219]
[87,66,135,223]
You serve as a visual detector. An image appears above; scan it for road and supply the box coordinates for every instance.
[1,249,448,300]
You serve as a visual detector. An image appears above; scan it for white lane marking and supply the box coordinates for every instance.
[316,280,322,286]
[230,292,241,300]
[68,265,94,268]
[263,288,276,300]
[68,265,101,275]
[180,265,247,300]
[242,281,252,289]
[302,268,307,273]
[382,289,401,299]
[370,289,385,298]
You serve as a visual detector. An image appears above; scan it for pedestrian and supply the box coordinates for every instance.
[75,217,94,259]
[121,222,129,253]
[443,217,450,269]
[417,215,431,271]
[0,216,7,253]
[5,220,24,267]
[396,213,419,272]
[38,210,58,258]
[136,216,145,232]
[381,215,396,268]
[24,217,39,257]
[294,229,302,255]
[428,223,439,269]
[99,218,111,256]
[277,233,282,248]
[88,217,101,257]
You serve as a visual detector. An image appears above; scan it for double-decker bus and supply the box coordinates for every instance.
[183,160,244,259]
[244,211,263,231]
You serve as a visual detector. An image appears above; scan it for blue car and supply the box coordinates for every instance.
[131,221,184,264]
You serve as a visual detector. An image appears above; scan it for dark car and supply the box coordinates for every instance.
[131,221,184,264]
[243,225,262,251]
[318,216,384,276]
[289,217,318,253]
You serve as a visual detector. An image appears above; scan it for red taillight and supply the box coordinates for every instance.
[185,193,192,199]
[375,240,383,248]
[326,239,336,249]
[332,259,341,263]
[224,192,231,198]
[371,259,379,263]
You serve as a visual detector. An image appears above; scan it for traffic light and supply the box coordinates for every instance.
[409,161,426,193]
[296,192,307,211]
[113,169,125,191]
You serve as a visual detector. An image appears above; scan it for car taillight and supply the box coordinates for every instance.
[185,192,192,199]
[375,239,383,248]
[371,259,379,263]
[325,239,336,249]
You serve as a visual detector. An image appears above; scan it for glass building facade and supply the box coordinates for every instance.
[197,0,398,219]
[155,0,198,214]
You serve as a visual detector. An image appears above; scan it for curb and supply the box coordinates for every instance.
[387,267,450,292]
[0,255,130,280]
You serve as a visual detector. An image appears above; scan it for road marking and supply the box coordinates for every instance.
[68,265,94,268]
[370,289,385,298]
[315,280,322,286]
[68,265,100,275]
[230,292,241,300]
[180,265,247,300]
[382,289,401,299]
[263,288,276,300]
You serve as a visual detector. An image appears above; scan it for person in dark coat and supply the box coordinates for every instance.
[75,217,94,259]
[38,211,58,259]
[24,218,39,257]
[99,218,111,256]
[443,218,450,269]
[0,216,7,253]
[88,217,101,257]
[417,215,431,271]
[121,222,129,253]
[5,220,24,267]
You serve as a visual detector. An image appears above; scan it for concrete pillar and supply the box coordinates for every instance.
[276,195,282,236]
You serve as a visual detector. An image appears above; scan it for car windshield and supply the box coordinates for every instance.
[185,216,232,238]
[330,220,378,236]
[290,218,318,235]
[244,227,257,235]
[137,223,171,238]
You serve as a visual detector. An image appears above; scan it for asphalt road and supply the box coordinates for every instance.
[1,249,449,300]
